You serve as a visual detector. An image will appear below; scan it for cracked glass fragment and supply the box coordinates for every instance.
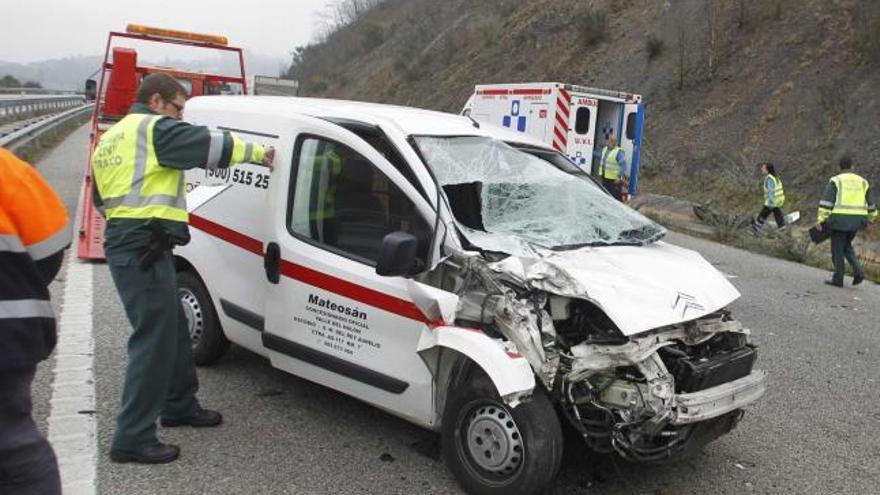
[413,136,665,256]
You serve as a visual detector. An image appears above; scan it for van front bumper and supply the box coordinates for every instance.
[671,370,767,425]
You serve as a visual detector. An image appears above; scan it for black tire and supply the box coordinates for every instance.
[177,270,229,365]
[441,370,564,495]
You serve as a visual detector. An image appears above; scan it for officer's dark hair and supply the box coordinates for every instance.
[136,73,187,104]
[839,155,853,170]
[764,162,776,176]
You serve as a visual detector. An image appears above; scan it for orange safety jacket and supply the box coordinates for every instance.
[0,148,71,370]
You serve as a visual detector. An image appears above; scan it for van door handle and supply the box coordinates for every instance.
[264,242,280,284]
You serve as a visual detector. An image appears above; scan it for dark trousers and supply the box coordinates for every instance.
[830,230,864,284]
[756,206,786,227]
[107,249,200,450]
[0,367,60,495]
[602,178,622,201]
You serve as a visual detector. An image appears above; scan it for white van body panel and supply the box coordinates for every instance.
[489,242,741,336]
[417,326,535,399]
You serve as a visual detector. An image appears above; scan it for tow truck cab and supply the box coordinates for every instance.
[177,96,765,495]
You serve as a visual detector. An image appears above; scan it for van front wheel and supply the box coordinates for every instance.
[177,271,229,365]
[441,372,563,495]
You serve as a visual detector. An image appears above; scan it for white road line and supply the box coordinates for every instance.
[47,256,96,495]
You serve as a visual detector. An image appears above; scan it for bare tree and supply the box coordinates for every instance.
[706,0,718,79]
[677,23,687,89]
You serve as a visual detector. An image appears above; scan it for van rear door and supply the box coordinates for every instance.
[262,116,440,426]
[568,93,598,173]
[621,102,644,194]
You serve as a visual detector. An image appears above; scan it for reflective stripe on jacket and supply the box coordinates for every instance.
[764,174,785,208]
[0,147,71,369]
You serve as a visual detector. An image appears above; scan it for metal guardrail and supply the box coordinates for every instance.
[0,95,86,120]
[0,87,79,95]
[0,104,93,152]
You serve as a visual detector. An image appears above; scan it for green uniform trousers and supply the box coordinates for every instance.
[107,248,200,450]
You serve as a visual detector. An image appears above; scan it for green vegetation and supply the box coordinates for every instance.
[0,75,42,88]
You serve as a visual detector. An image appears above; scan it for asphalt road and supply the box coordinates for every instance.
[31,124,880,495]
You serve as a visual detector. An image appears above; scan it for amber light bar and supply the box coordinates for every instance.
[126,24,228,46]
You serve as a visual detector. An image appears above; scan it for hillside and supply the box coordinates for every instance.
[288,0,880,214]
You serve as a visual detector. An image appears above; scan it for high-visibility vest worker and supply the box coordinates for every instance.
[817,172,877,227]
[92,73,273,465]
[93,114,264,224]
[600,145,625,181]
[0,148,68,495]
[764,174,785,208]
[0,147,71,370]
[308,148,343,223]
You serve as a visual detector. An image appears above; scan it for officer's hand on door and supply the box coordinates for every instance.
[262,146,275,171]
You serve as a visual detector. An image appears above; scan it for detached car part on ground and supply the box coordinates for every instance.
[175,97,766,495]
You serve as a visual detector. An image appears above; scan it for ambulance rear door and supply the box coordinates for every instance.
[621,101,644,194]
[567,91,598,174]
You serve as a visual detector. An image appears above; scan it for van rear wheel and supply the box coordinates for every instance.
[177,271,229,365]
[441,371,563,495]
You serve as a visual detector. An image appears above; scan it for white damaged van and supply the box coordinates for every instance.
[178,96,766,495]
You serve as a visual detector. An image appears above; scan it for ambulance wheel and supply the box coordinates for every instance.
[177,271,229,366]
[441,370,564,495]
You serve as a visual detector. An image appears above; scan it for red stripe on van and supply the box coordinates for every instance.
[555,112,568,131]
[478,89,509,96]
[560,88,572,104]
[188,214,439,326]
[554,127,568,146]
[557,98,569,118]
[278,260,437,325]
[511,89,545,95]
[189,214,263,255]
[552,140,565,152]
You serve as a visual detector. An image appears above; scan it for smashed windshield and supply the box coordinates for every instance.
[412,136,665,256]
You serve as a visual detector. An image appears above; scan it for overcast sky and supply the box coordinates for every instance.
[0,0,336,64]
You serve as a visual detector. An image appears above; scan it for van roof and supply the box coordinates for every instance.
[186,95,550,149]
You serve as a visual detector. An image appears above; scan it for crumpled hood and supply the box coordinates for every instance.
[489,241,740,336]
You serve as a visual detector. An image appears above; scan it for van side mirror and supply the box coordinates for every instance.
[376,231,425,277]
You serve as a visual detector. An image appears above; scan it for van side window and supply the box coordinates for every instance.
[289,137,431,265]
[574,107,591,135]
[625,112,637,140]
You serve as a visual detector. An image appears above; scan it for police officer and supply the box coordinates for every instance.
[752,162,786,231]
[816,156,877,287]
[92,73,274,464]
[0,147,70,494]
[596,136,627,201]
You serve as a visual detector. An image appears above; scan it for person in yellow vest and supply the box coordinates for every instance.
[752,162,786,232]
[815,156,877,287]
[596,136,627,201]
[91,73,274,464]
[0,148,70,495]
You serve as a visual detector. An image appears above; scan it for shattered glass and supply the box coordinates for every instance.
[413,136,665,257]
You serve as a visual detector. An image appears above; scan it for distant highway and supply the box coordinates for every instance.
[29,124,880,495]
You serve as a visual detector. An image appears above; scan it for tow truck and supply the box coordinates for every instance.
[77,24,248,260]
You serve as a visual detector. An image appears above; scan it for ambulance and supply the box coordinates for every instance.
[178,96,765,495]
[462,82,644,198]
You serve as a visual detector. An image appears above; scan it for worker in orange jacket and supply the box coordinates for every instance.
[0,147,71,495]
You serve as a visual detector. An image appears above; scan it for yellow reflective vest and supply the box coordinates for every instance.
[764,174,785,208]
[92,114,188,222]
[600,146,624,181]
[817,172,874,223]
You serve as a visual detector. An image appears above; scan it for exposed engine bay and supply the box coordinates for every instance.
[418,248,766,463]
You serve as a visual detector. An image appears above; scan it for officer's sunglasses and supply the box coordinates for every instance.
[167,100,185,114]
